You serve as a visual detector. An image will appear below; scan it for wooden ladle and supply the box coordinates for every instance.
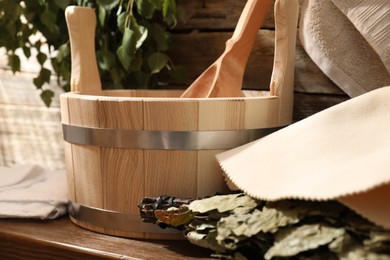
[180,0,273,98]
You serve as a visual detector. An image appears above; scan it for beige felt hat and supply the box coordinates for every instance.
[217,86,390,228]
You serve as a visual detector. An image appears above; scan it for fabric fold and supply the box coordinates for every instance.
[0,165,45,191]
[299,0,390,97]
[332,0,390,72]
[0,165,68,219]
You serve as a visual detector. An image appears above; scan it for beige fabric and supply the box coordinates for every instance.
[217,86,390,228]
[299,0,390,97]
[0,165,68,219]
[332,0,390,72]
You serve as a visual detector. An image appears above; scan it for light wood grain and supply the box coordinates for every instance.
[67,95,102,208]
[60,95,76,202]
[197,150,228,197]
[198,99,245,130]
[98,97,145,223]
[244,97,280,128]
[270,0,299,125]
[65,6,101,95]
[143,99,198,198]
[180,0,273,98]
[144,150,198,198]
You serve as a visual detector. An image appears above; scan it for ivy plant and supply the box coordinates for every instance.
[0,0,186,106]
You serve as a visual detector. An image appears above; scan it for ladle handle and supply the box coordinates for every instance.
[65,6,101,94]
[270,0,299,125]
[228,0,273,51]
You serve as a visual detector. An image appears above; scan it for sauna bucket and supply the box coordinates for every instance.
[60,3,298,239]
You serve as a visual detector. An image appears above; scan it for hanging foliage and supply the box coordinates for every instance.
[0,0,186,106]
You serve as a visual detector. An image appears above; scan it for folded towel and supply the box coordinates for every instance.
[299,0,390,97]
[0,165,67,219]
[332,0,390,72]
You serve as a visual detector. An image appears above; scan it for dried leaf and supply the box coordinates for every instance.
[188,194,258,214]
[363,231,390,254]
[267,199,344,221]
[187,229,227,253]
[264,225,345,259]
[340,248,390,260]
[217,206,300,245]
[328,233,359,255]
[154,205,194,227]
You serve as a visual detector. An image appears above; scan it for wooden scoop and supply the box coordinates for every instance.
[180,0,272,98]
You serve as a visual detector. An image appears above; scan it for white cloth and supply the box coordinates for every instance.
[0,165,67,219]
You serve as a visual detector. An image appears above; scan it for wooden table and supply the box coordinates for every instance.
[0,216,213,259]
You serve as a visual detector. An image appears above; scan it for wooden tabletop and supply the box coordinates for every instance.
[0,216,213,260]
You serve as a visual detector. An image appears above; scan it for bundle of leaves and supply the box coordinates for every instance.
[140,193,390,259]
[0,0,185,106]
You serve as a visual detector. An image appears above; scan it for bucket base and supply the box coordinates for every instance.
[68,201,184,240]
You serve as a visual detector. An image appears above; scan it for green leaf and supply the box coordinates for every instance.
[169,65,187,84]
[40,8,57,32]
[147,52,169,74]
[117,12,127,34]
[131,71,150,88]
[54,0,70,9]
[8,54,21,73]
[162,0,177,26]
[37,52,47,65]
[116,46,131,70]
[97,5,107,27]
[22,46,31,59]
[97,50,116,71]
[96,0,120,10]
[33,68,52,89]
[150,0,163,10]
[150,23,170,51]
[189,194,258,214]
[40,89,54,107]
[116,28,137,69]
[134,25,148,49]
[59,62,71,82]
[56,43,69,63]
[136,0,156,19]
[129,52,143,71]
[264,225,345,260]
[34,40,42,50]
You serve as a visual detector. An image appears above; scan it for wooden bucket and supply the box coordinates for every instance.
[61,2,298,240]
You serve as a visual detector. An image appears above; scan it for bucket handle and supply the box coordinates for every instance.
[271,0,300,125]
[65,6,102,95]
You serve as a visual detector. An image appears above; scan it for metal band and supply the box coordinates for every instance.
[68,201,181,234]
[62,123,281,150]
